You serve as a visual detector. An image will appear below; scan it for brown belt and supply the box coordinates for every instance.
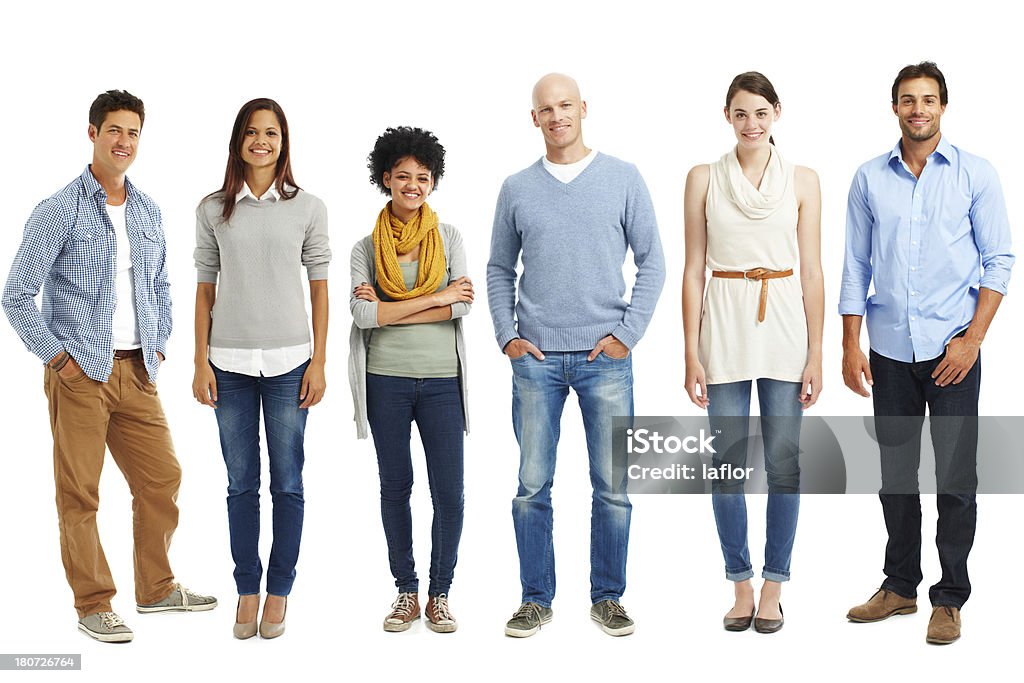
[711,268,794,323]
[113,348,143,360]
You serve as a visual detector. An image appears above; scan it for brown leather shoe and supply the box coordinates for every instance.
[383,592,420,632]
[847,588,917,622]
[926,606,961,645]
[754,603,784,634]
[723,611,754,632]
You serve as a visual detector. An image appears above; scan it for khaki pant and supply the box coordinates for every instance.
[44,355,181,617]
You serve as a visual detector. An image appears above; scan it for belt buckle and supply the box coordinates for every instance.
[743,268,764,281]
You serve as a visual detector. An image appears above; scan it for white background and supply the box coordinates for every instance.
[1,1,1021,680]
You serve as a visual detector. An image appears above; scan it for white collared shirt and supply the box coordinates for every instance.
[208,181,312,377]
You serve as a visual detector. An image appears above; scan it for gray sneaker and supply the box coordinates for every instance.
[590,600,635,636]
[78,611,134,643]
[504,602,552,638]
[136,584,218,613]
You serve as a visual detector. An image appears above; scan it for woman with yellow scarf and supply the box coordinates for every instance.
[348,127,472,634]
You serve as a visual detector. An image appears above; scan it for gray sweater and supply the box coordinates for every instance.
[195,190,331,348]
[348,223,470,439]
[486,153,665,351]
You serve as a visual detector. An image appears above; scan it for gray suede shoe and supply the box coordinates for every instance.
[136,584,218,613]
[504,602,552,638]
[78,611,134,643]
[590,600,635,636]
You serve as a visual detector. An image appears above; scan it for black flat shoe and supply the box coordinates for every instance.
[754,603,784,634]
[723,611,754,632]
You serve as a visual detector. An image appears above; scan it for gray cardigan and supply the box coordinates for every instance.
[348,223,470,439]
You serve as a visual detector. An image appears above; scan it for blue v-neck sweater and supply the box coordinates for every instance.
[486,152,665,352]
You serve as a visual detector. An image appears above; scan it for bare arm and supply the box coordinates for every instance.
[931,287,1003,386]
[191,282,217,407]
[300,279,329,408]
[795,166,824,409]
[682,164,710,408]
[841,314,872,397]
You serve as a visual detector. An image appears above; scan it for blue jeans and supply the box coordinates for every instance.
[365,374,465,597]
[212,360,309,596]
[510,351,633,607]
[870,349,979,609]
[707,379,802,583]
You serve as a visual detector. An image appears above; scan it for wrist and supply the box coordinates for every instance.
[960,332,983,348]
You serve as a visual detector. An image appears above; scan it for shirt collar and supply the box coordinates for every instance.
[235,181,281,204]
[888,134,954,167]
[82,165,137,201]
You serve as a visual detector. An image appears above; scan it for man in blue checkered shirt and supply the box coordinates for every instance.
[2,90,216,643]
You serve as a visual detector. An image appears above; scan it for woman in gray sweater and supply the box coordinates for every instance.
[192,98,330,640]
[349,126,472,634]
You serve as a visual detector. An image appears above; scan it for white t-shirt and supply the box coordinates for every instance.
[207,182,312,377]
[106,201,141,349]
[542,148,598,184]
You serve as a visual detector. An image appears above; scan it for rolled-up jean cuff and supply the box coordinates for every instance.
[398,583,419,594]
[726,567,754,582]
[762,567,791,583]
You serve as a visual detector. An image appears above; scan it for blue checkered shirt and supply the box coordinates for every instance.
[2,166,171,382]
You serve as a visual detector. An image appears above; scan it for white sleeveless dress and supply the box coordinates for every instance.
[698,146,808,384]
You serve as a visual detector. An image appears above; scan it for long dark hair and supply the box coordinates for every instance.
[214,98,300,222]
[725,72,781,146]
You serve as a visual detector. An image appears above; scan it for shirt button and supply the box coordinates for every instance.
[911,292,917,296]
[911,267,917,271]
[911,316,916,321]
[911,241,918,246]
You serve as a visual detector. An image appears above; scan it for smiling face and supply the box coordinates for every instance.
[893,77,945,143]
[239,108,282,171]
[531,74,587,155]
[383,156,433,222]
[725,90,779,149]
[89,109,141,180]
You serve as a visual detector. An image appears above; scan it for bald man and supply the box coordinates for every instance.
[487,73,665,638]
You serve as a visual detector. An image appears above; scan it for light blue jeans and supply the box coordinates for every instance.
[510,351,633,607]
[707,379,801,583]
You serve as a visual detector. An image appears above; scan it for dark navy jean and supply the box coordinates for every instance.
[870,349,979,609]
[365,374,465,597]
[212,360,309,597]
[509,351,633,607]
[706,379,802,583]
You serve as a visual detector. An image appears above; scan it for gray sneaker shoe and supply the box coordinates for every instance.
[78,611,134,643]
[504,602,553,638]
[590,600,635,636]
[136,583,218,613]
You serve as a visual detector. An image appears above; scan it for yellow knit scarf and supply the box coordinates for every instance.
[373,201,446,300]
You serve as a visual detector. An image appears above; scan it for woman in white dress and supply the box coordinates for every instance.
[682,72,824,633]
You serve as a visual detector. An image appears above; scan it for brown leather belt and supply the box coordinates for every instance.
[113,348,143,359]
[711,268,794,323]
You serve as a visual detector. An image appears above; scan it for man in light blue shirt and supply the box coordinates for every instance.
[3,91,215,643]
[840,62,1013,645]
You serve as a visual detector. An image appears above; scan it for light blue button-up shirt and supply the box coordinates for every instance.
[2,166,171,382]
[839,136,1014,362]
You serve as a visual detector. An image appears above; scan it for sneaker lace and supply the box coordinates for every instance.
[430,594,453,622]
[513,602,541,620]
[605,600,629,617]
[389,592,416,618]
[179,585,206,603]
[98,612,125,629]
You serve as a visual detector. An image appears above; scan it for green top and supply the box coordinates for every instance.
[366,261,457,378]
